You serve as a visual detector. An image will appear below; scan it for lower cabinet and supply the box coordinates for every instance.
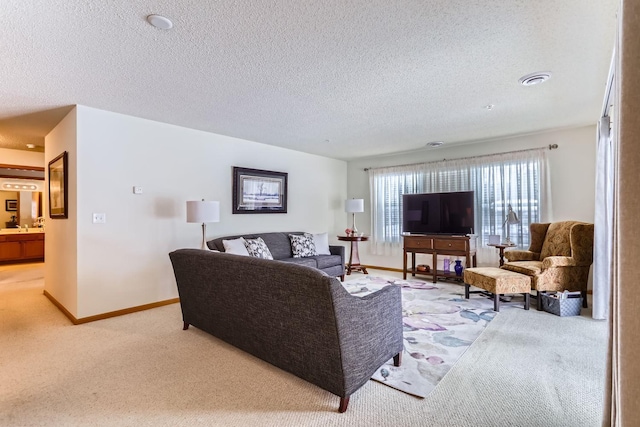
[0,233,45,262]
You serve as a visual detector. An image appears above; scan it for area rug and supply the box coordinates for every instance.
[341,275,514,398]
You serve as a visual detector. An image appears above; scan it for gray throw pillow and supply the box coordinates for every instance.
[243,237,274,260]
[289,233,317,258]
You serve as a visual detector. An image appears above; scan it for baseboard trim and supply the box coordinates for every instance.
[361,265,404,273]
[43,290,179,325]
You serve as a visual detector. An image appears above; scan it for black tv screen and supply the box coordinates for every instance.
[402,191,475,235]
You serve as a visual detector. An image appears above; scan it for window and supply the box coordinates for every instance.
[368,149,548,263]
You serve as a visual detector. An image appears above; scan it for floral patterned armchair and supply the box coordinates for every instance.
[501,221,594,310]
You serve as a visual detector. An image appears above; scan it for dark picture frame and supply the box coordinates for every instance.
[48,151,68,219]
[5,200,17,211]
[232,167,288,214]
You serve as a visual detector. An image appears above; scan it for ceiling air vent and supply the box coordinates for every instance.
[519,72,552,86]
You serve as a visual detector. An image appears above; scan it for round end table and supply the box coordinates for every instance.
[338,235,369,275]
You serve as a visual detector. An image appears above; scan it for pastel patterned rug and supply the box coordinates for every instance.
[341,275,510,398]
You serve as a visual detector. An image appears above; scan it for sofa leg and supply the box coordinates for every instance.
[581,290,588,308]
[338,396,350,413]
[393,352,402,367]
[537,292,543,311]
[183,322,189,330]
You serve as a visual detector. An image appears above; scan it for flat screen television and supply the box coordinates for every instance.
[402,191,475,235]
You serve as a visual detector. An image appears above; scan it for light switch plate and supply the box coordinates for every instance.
[92,213,106,224]
[133,186,143,194]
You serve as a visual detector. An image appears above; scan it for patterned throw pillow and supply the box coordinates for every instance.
[289,233,317,258]
[243,237,274,260]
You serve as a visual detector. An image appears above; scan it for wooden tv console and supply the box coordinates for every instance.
[403,234,477,282]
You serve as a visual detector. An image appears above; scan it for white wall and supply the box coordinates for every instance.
[44,109,78,316]
[48,105,347,318]
[347,125,597,269]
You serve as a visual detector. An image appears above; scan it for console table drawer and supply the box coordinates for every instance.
[404,238,433,250]
[434,239,467,251]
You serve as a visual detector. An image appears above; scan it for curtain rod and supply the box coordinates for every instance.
[363,144,558,172]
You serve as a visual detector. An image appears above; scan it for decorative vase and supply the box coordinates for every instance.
[454,259,463,276]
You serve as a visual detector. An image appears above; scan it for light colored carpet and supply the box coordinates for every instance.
[0,264,607,426]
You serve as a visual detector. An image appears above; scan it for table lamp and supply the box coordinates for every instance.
[345,198,364,235]
[187,200,220,250]
[503,204,520,245]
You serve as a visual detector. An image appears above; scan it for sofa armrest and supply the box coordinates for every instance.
[331,284,404,395]
[330,245,345,265]
[504,250,540,262]
[542,256,579,269]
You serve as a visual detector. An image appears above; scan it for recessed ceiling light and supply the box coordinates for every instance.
[147,14,173,30]
[519,71,552,86]
[26,144,35,149]
[484,104,494,110]
[426,141,444,148]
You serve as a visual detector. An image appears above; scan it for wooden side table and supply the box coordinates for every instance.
[488,243,516,266]
[337,235,368,275]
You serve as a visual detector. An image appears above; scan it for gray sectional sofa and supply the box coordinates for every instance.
[208,231,346,280]
[169,248,404,412]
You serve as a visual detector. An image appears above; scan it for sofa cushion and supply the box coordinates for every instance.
[279,257,318,268]
[309,254,342,270]
[222,238,250,256]
[244,237,274,260]
[259,233,296,259]
[313,232,331,255]
[289,233,317,258]
[540,222,574,259]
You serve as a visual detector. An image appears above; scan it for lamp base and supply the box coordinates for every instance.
[200,223,207,250]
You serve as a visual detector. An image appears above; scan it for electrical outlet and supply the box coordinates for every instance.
[92,213,106,224]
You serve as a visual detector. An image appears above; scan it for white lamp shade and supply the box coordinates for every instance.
[345,198,364,213]
[187,200,220,223]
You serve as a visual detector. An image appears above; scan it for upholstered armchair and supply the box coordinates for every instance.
[501,221,594,310]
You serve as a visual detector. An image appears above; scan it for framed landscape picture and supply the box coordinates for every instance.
[232,167,288,214]
[48,151,68,219]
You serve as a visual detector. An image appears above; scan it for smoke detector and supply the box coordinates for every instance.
[519,72,552,86]
[426,141,444,148]
[147,14,173,30]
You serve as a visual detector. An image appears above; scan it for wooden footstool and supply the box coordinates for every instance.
[463,267,531,312]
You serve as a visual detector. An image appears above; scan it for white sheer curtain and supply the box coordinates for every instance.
[368,149,550,265]
[593,115,615,320]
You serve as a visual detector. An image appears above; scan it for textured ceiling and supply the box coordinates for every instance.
[0,0,618,160]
